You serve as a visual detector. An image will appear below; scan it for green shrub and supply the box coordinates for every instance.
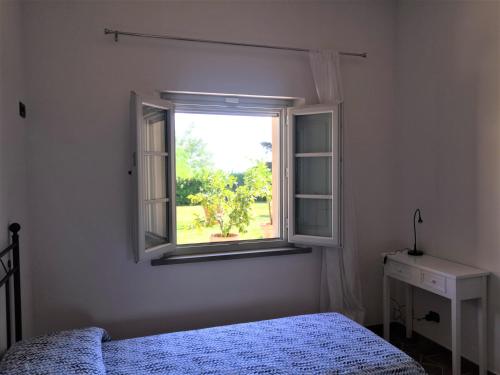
[244,161,273,223]
[176,178,205,205]
[188,170,253,237]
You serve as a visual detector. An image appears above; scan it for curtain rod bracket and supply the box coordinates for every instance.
[104,28,119,42]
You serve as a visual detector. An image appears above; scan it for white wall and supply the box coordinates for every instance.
[0,0,33,348]
[12,0,500,370]
[395,0,500,372]
[21,0,397,339]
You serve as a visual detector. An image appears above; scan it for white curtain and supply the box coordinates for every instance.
[309,49,365,323]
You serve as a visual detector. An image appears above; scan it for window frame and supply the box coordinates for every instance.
[131,91,177,262]
[132,92,342,263]
[148,91,298,259]
[287,104,342,247]
[170,95,291,256]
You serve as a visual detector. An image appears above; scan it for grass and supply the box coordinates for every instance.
[176,202,276,245]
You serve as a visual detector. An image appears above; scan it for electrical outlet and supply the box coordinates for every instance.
[424,311,440,323]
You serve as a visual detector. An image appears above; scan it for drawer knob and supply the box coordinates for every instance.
[432,280,436,284]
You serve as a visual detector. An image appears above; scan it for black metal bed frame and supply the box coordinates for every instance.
[0,223,22,349]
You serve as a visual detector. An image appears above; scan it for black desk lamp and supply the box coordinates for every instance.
[408,208,424,256]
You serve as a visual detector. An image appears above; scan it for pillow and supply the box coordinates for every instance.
[0,327,110,375]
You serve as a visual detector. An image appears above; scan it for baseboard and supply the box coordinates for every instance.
[367,323,496,375]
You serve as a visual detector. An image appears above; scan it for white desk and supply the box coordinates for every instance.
[383,251,489,375]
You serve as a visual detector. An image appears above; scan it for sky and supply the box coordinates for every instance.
[175,113,273,173]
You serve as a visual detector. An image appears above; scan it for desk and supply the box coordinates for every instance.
[383,251,489,375]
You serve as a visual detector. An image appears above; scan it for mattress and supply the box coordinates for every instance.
[1,313,425,374]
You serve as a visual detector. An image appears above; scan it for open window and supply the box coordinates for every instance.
[287,105,341,247]
[131,92,177,261]
[132,92,341,262]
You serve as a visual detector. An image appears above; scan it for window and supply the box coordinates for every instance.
[131,91,341,262]
[174,112,280,245]
[287,106,341,247]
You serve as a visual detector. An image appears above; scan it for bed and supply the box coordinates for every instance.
[0,225,425,374]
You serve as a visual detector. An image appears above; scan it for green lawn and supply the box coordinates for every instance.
[176,202,275,244]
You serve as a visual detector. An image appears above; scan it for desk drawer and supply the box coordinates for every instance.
[421,271,446,293]
[386,261,413,282]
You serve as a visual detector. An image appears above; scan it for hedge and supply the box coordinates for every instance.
[176,173,268,206]
[176,178,205,205]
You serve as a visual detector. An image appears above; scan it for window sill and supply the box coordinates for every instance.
[150,247,312,266]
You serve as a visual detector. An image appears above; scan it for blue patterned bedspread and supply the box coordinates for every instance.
[0,327,110,375]
[1,313,425,374]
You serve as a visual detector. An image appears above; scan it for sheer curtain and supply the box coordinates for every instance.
[309,50,365,323]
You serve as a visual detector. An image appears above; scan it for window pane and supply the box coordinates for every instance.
[295,113,332,153]
[175,113,280,245]
[295,198,332,237]
[144,155,167,201]
[295,157,332,195]
[143,106,167,152]
[145,202,168,249]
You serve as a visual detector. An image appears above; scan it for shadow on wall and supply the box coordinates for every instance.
[37,300,317,340]
[488,273,500,368]
[101,303,318,340]
[36,309,96,334]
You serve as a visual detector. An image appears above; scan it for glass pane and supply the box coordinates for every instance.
[143,105,167,152]
[144,155,167,201]
[174,112,279,245]
[295,198,332,237]
[145,202,168,249]
[295,157,332,195]
[295,112,332,153]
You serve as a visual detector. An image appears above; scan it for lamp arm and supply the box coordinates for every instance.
[413,209,418,251]
[409,209,423,256]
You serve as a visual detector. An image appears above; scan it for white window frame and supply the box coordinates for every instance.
[131,91,177,262]
[287,104,342,247]
[132,92,342,262]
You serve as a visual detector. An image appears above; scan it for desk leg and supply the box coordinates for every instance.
[451,298,462,375]
[405,284,413,339]
[383,274,390,341]
[478,277,487,375]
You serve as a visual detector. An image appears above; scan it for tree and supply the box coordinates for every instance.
[244,161,273,224]
[189,170,253,237]
[260,141,272,154]
[176,126,213,179]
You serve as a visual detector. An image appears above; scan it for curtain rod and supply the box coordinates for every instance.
[104,28,367,58]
